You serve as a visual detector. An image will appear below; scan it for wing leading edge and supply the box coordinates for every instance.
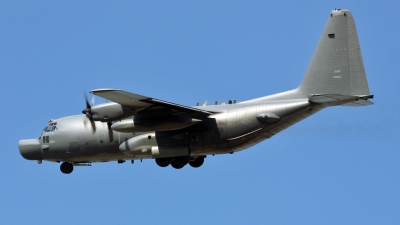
[90,89,216,117]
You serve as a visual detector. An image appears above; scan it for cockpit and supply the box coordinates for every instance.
[39,121,58,140]
[43,122,58,132]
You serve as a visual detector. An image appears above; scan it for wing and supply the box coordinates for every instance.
[90,89,216,118]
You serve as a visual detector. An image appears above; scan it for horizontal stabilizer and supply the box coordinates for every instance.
[342,99,373,106]
[309,93,373,106]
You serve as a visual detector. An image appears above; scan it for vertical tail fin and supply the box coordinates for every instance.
[298,9,371,96]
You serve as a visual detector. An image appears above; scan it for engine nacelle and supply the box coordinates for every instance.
[89,102,135,122]
[111,116,201,132]
[119,133,189,158]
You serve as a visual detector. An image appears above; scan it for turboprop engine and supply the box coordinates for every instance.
[119,133,189,158]
[82,102,136,122]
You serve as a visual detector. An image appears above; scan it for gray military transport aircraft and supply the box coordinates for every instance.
[19,9,373,174]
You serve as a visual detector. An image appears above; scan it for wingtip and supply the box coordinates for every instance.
[90,88,122,94]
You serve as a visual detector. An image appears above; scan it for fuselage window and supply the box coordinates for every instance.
[42,136,49,143]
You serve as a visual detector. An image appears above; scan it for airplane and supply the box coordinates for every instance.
[18,9,373,174]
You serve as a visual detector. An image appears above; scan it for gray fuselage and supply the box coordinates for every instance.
[19,99,315,163]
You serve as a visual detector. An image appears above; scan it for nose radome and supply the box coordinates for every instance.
[18,139,42,160]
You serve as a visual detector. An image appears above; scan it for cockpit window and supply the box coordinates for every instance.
[39,122,58,139]
[43,122,58,132]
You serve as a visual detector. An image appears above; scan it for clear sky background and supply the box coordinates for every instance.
[1,1,399,224]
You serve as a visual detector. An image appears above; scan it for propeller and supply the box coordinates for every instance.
[81,92,114,140]
[82,92,96,132]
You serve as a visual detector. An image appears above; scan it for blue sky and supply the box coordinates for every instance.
[2,1,399,224]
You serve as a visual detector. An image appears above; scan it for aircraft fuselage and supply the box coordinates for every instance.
[19,99,314,163]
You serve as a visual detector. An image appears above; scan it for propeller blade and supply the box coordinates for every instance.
[83,115,96,132]
[84,92,91,109]
[91,95,95,106]
[90,119,97,132]
[107,122,113,141]
[83,91,96,133]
